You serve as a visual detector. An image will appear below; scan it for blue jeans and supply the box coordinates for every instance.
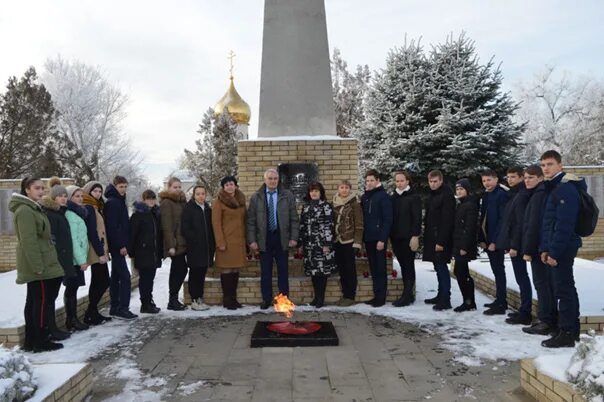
[530,257,557,327]
[434,262,451,300]
[551,250,580,335]
[487,249,507,307]
[365,241,387,302]
[260,231,289,302]
[511,255,532,316]
[110,253,131,311]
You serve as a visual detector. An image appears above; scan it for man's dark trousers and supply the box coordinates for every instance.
[511,255,532,316]
[487,249,507,307]
[260,230,289,303]
[551,249,580,335]
[530,257,557,327]
[365,241,387,302]
[110,253,131,311]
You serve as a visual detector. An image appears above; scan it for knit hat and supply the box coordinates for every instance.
[48,177,68,199]
[455,178,471,194]
[220,175,238,188]
[66,185,82,200]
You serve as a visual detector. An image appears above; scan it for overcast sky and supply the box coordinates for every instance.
[1,0,603,184]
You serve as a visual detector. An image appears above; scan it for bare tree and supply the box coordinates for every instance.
[42,56,143,184]
[516,66,604,163]
[331,48,371,138]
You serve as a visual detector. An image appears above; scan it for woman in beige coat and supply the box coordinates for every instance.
[212,176,247,309]
[159,177,188,311]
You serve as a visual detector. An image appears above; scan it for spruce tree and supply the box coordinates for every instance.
[0,67,62,178]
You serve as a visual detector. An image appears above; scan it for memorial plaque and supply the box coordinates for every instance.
[278,163,319,202]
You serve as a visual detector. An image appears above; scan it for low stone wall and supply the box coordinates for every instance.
[206,258,394,278]
[465,265,604,334]
[184,276,404,305]
[520,359,586,402]
[38,363,93,402]
[0,274,139,347]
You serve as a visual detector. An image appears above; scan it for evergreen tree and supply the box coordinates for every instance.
[357,33,523,191]
[0,67,63,178]
[356,38,432,187]
[182,108,238,196]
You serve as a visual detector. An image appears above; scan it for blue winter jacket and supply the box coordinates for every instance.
[361,185,393,242]
[540,172,585,260]
[103,184,130,252]
[522,182,547,257]
[479,184,509,245]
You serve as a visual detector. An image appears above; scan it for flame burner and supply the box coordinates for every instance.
[251,321,339,348]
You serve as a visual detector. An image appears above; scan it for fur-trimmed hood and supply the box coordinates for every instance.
[8,193,41,214]
[159,190,187,204]
[39,196,64,212]
[217,189,246,209]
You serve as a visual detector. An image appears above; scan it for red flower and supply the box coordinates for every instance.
[391,270,398,278]
[386,251,393,258]
[363,271,369,278]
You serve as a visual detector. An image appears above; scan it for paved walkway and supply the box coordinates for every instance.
[89,312,532,401]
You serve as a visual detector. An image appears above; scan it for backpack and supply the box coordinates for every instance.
[575,185,599,237]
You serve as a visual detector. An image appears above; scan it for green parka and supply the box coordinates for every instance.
[8,193,64,284]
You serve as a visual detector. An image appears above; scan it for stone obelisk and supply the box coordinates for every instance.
[238,0,358,201]
[258,0,337,137]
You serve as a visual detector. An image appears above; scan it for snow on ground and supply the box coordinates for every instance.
[28,363,86,402]
[470,256,604,315]
[3,256,603,399]
[0,266,97,328]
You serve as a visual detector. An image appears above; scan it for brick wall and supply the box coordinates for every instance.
[0,178,74,272]
[520,359,586,402]
[565,166,604,260]
[237,138,359,200]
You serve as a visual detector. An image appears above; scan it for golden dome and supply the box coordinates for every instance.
[214,77,251,125]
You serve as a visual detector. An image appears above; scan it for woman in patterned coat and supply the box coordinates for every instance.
[299,182,337,308]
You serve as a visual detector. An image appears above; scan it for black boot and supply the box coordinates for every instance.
[232,272,242,308]
[167,294,186,311]
[454,280,476,312]
[433,297,452,311]
[393,280,415,307]
[424,294,441,305]
[541,330,579,348]
[140,300,161,314]
[65,296,89,332]
[46,303,70,341]
[309,276,318,306]
[315,276,328,308]
[221,273,237,310]
[523,322,558,336]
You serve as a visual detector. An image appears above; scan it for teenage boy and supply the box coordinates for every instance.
[422,170,456,311]
[104,176,137,320]
[539,150,585,348]
[361,169,393,308]
[521,165,558,336]
[479,169,509,315]
[497,166,533,325]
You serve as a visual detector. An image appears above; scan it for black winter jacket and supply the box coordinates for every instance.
[422,185,456,264]
[453,195,479,260]
[181,199,215,268]
[40,198,74,278]
[128,202,163,269]
[522,182,547,257]
[496,182,530,252]
[103,184,130,253]
[390,188,422,240]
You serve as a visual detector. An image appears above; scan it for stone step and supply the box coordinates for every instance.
[205,257,395,278]
[183,276,406,306]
